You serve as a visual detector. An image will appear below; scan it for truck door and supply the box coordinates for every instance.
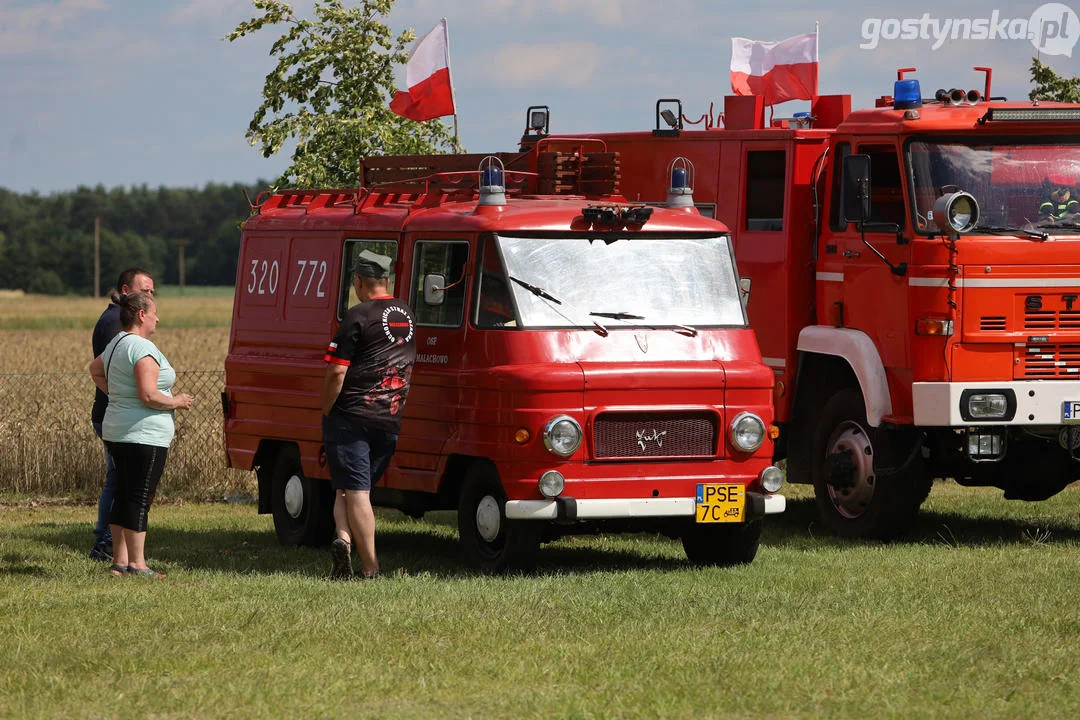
[397,237,471,483]
[838,142,912,383]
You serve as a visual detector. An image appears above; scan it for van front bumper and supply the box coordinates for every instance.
[504,492,786,521]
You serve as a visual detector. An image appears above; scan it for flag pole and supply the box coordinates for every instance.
[816,21,820,102]
[442,17,461,152]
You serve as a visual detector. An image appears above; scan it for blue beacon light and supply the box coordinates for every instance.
[893,79,922,110]
[670,166,689,189]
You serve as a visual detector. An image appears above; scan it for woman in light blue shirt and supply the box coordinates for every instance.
[89,291,193,578]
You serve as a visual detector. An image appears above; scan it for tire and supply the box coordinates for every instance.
[682,520,762,566]
[810,387,925,540]
[270,446,334,547]
[457,463,541,573]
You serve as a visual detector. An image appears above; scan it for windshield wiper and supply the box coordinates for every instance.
[974,223,1049,241]
[509,276,562,304]
[1036,222,1080,232]
[589,311,645,320]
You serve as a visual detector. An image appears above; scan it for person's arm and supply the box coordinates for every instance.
[133,357,193,410]
[89,356,107,394]
[322,363,348,416]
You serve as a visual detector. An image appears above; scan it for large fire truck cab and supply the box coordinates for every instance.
[224,154,785,571]
[538,69,1080,539]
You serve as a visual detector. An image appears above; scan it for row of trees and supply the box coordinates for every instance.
[0,183,262,294]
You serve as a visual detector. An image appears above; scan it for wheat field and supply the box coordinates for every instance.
[0,290,250,499]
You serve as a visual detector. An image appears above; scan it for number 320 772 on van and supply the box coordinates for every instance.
[222,151,786,572]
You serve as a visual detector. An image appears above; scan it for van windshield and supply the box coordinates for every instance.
[909,139,1080,233]
[495,235,746,328]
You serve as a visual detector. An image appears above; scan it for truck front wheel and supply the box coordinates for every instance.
[810,388,923,540]
[681,520,761,566]
[457,463,540,573]
[270,446,334,547]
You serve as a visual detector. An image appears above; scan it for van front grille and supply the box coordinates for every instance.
[593,411,718,459]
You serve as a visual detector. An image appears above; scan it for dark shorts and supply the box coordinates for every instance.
[105,441,168,533]
[322,413,398,492]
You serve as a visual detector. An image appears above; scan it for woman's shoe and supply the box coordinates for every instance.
[108,564,128,577]
[126,567,166,579]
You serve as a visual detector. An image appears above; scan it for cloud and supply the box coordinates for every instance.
[169,0,251,25]
[0,0,107,55]
[488,42,603,88]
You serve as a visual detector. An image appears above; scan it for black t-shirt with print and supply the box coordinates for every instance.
[325,297,417,433]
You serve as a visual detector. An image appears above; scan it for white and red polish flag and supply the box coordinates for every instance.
[730,32,818,106]
[390,18,456,121]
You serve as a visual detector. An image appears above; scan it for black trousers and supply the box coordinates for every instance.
[105,442,168,533]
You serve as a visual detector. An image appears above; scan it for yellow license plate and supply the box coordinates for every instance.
[695,483,745,523]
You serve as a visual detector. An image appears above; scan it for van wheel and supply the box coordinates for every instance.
[682,521,761,566]
[457,463,540,573]
[810,388,923,540]
[270,446,334,547]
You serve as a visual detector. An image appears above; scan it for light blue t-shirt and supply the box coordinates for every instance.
[101,332,176,447]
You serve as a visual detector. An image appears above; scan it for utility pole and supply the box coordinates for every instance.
[175,239,191,296]
[93,216,101,298]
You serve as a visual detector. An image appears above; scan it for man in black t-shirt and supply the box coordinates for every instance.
[89,267,155,561]
[321,250,416,579]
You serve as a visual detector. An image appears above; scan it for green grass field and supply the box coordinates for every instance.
[3,482,1080,719]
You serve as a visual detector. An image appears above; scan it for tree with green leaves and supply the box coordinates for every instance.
[1029,58,1080,103]
[226,0,460,188]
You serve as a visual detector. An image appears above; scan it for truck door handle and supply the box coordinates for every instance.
[843,250,861,258]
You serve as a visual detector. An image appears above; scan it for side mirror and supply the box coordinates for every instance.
[840,154,872,225]
[423,274,445,306]
[738,277,752,310]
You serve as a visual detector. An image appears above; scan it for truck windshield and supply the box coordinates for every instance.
[909,140,1080,234]
[495,235,746,328]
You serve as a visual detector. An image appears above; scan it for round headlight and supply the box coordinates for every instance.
[933,191,980,234]
[543,415,583,458]
[730,412,766,453]
[760,465,784,493]
[538,470,565,498]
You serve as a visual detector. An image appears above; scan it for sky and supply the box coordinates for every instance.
[2,0,1079,195]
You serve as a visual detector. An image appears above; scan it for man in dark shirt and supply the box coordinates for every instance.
[321,250,416,579]
[89,267,155,560]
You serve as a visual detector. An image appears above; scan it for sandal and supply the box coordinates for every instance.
[108,564,128,576]
[126,567,166,579]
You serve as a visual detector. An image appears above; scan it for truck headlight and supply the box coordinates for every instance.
[967,393,1008,419]
[760,465,784,493]
[730,412,766,453]
[543,415,582,457]
[538,470,565,498]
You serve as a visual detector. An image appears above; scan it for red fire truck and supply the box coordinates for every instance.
[223,152,785,571]
[533,68,1080,539]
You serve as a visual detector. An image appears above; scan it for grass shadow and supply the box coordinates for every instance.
[762,495,1080,549]
[27,517,695,580]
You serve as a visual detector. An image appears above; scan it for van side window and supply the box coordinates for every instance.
[339,239,398,318]
[859,144,906,229]
[472,235,517,329]
[745,150,786,231]
[829,142,852,231]
[412,241,469,327]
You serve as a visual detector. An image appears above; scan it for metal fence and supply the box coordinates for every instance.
[0,371,255,499]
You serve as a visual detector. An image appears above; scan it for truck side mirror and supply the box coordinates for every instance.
[840,154,872,225]
[739,277,751,310]
[423,274,445,306]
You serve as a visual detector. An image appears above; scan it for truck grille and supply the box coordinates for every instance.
[1017,343,1080,377]
[1024,309,1080,331]
[593,411,718,459]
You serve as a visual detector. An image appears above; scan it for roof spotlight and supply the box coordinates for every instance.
[933,191,980,235]
[660,109,679,129]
